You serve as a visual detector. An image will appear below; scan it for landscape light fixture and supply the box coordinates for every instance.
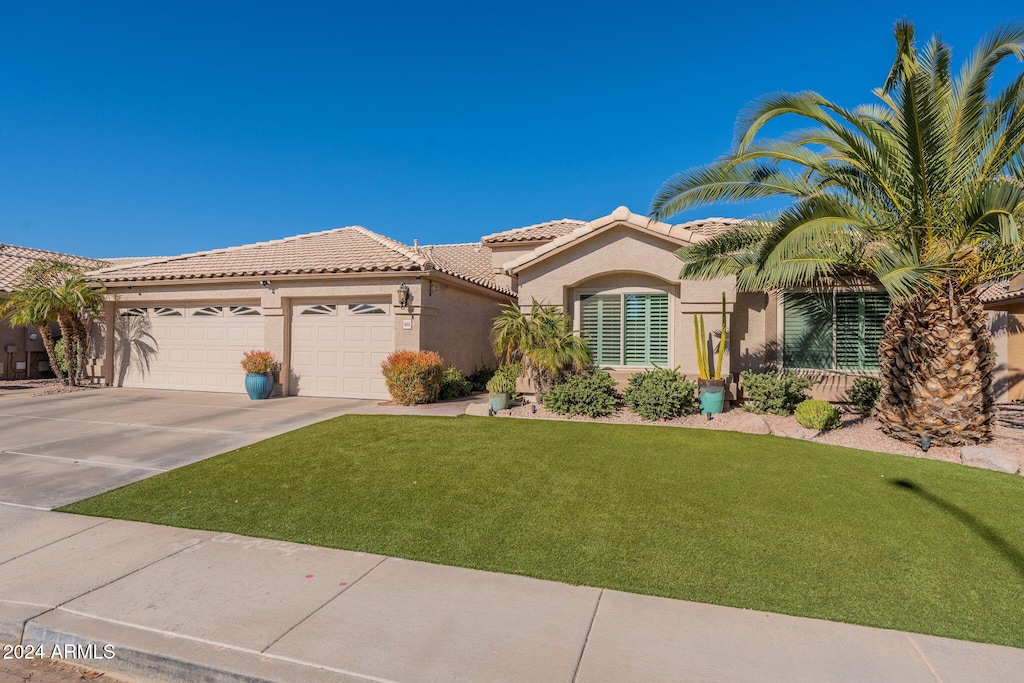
[397,282,410,308]
[920,435,931,452]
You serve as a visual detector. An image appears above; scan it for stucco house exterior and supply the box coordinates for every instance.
[3,206,1006,405]
[87,227,509,399]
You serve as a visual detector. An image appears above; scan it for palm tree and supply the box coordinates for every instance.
[0,260,105,385]
[491,299,592,391]
[650,21,1024,446]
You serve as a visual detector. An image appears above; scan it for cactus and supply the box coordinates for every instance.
[694,292,728,381]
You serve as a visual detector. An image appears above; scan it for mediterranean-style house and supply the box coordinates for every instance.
[2,206,1017,403]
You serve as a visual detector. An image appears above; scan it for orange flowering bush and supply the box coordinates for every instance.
[381,350,444,404]
[240,350,277,374]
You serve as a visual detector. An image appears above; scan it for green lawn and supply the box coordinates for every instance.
[61,415,1024,648]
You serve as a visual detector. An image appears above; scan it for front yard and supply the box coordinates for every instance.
[62,415,1024,649]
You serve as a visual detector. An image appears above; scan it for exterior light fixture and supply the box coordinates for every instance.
[259,280,272,286]
[397,282,410,308]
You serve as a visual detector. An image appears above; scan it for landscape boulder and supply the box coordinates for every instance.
[960,446,1021,474]
[730,412,772,435]
[464,402,492,417]
[772,424,819,441]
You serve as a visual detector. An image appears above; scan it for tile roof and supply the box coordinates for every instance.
[87,227,509,294]
[425,243,513,296]
[99,256,164,268]
[481,219,587,244]
[0,244,106,293]
[979,274,1024,304]
[502,207,746,274]
[679,217,747,237]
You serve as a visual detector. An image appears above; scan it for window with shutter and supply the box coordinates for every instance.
[783,293,834,369]
[581,292,669,367]
[784,290,889,371]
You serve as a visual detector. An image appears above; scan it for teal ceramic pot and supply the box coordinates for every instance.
[698,378,726,415]
[245,372,275,400]
[489,392,510,412]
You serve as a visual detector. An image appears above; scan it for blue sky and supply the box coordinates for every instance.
[1,1,1020,258]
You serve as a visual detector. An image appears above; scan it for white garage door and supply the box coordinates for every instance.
[290,301,394,399]
[116,304,264,393]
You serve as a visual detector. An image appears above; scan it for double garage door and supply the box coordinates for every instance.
[116,300,394,399]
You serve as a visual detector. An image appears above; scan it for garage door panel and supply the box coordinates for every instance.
[291,300,394,399]
[117,304,263,393]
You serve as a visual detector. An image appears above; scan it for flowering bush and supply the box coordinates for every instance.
[240,350,277,374]
[381,350,444,404]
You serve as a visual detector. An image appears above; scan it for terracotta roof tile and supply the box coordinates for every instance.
[0,244,106,293]
[88,227,508,294]
[678,217,747,237]
[980,274,1024,304]
[481,219,586,244]
[425,243,513,296]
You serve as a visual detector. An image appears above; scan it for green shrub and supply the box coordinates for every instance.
[381,350,444,405]
[623,368,697,420]
[54,339,68,374]
[846,377,881,416]
[543,370,618,418]
[794,399,842,431]
[486,363,520,395]
[740,371,812,415]
[439,366,471,401]
[467,366,495,392]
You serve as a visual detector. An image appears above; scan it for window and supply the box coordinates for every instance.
[783,291,889,371]
[580,293,669,366]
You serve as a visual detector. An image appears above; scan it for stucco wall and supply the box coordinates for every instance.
[419,279,506,373]
[514,224,737,378]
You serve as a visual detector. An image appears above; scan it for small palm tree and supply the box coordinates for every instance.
[651,21,1024,446]
[1,260,105,385]
[492,299,592,391]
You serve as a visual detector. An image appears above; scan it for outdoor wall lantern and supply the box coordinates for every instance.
[397,282,410,308]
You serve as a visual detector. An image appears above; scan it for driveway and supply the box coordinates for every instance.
[0,388,377,510]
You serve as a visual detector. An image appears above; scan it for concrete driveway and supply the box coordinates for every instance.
[0,388,377,510]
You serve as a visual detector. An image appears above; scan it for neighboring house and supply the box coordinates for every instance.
[0,243,106,380]
[980,276,1023,402]
[87,227,510,399]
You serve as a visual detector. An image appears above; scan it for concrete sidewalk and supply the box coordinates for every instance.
[1,507,1021,682]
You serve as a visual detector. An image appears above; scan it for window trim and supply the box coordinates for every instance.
[575,287,673,369]
[777,287,888,375]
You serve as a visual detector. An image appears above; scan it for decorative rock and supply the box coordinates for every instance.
[960,446,1021,474]
[731,412,772,435]
[772,424,819,440]
[464,402,493,417]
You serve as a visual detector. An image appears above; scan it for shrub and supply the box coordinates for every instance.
[846,377,881,416]
[486,363,521,395]
[467,366,495,392]
[794,399,842,431]
[381,350,444,405]
[623,368,697,420]
[240,350,276,374]
[543,370,618,418]
[740,371,812,415]
[54,339,68,374]
[439,366,471,401]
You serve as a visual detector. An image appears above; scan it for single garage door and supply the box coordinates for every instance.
[290,301,394,399]
[116,304,264,392]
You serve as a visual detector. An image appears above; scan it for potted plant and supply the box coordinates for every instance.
[486,364,518,411]
[240,350,277,400]
[694,292,728,415]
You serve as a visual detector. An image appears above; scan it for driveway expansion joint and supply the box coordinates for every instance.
[0,519,111,569]
[905,633,947,683]
[571,588,604,683]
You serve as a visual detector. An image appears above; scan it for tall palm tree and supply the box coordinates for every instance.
[650,21,1024,446]
[0,260,105,385]
[492,299,592,391]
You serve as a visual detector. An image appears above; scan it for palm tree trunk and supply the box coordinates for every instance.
[876,281,994,446]
[73,314,89,384]
[37,324,65,383]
